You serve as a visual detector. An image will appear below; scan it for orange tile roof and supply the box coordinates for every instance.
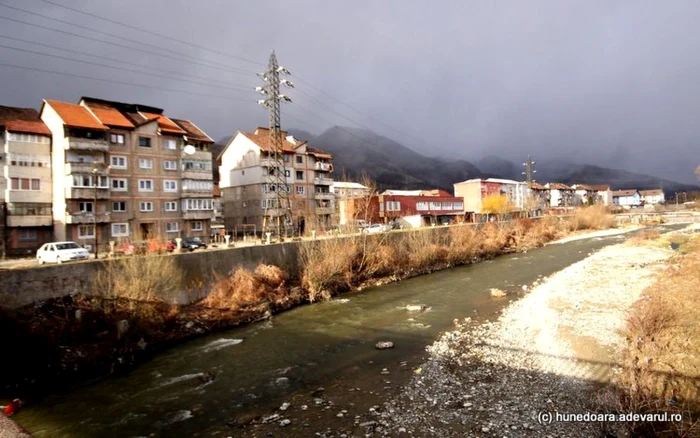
[45,99,107,131]
[547,182,572,190]
[242,131,297,153]
[84,104,134,129]
[0,106,51,136]
[172,118,214,143]
[140,112,186,135]
[306,146,333,159]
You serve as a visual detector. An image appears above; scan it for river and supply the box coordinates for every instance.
[15,226,678,437]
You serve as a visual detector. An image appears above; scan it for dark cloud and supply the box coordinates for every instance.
[0,0,698,183]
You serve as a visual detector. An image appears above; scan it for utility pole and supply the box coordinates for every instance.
[256,50,294,240]
[522,155,537,187]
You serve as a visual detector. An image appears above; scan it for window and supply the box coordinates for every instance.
[111,223,128,237]
[78,224,94,239]
[182,180,213,192]
[183,199,213,211]
[430,202,442,210]
[416,201,428,211]
[138,179,153,191]
[166,222,179,233]
[7,133,49,143]
[78,201,93,213]
[283,154,290,163]
[296,185,305,195]
[140,202,153,212]
[442,202,453,210]
[261,199,279,209]
[6,203,51,216]
[296,171,304,180]
[139,158,153,169]
[285,170,291,177]
[138,137,151,147]
[163,180,177,192]
[18,229,38,242]
[164,201,178,212]
[110,155,127,169]
[296,155,303,164]
[386,201,401,211]
[71,175,107,188]
[192,221,203,231]
[164,139,177,150]
[10,177,41,191]
[8,153,50,167]
[453,202,464,210]
[182,159,212,171]
[164,160,177,170]
[111,178,127,191]
[112,201,126,212]
[110,133,125,144]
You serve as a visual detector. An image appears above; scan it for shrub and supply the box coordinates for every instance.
[203,265,288,311]
[299,237,357,301]
[448,225,479,265]
[568,205,617,231]
[94,254,183,303]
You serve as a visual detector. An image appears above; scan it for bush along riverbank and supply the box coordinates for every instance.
[0,207,616,401]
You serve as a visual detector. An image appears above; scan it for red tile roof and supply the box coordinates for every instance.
[530,182,547,190]
[242,131,297,153]
[612,189,639,197]
[306,146,332,159]
[0,106,51,136]
[589,184,611,191]
[45,99,107,131]
[172,118,214,143]
[547,182,572,190]
[640,189,664,196]
[140,112,186,135]
[83,102,134,129]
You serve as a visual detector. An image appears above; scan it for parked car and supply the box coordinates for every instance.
[362,224,387,234]
[181,237,208,250]
[36,241,90,264]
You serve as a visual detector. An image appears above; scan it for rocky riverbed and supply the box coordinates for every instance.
[374,228,680,437]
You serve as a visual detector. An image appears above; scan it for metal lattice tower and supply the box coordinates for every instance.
[522,155,537,187]
[257,50,294,239]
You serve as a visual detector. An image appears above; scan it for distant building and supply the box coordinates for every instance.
[0,105,53,257]
[528,182,550,210]
[571,184,596,206]
[332,181,370,226]
[589,184,613,206]
[218,127,334,234]
[377,189,464,227]
[612,189,641,207]
[639,189,665,205]
[545,183,575,208]
[453,178,527,214]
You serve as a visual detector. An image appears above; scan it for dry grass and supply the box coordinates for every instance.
[627,229,662,245]
[567,205,617,231]
[610,236,700,436]
[202,265,288,311]
[299,237,358,302]
[94,254,183,304]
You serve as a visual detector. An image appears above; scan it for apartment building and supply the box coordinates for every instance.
[219,127,334,234]
[453,178,528,214]
[0,106,53,257]
[40,97,214,251]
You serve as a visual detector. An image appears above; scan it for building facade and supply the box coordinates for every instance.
[40,97,214,252]
[545,183,575,208]
[378,189,464,227]
[612,189,641,206]
[640,189,665,205]
[332,181,371,226]
[453,178,528,214]
[219,128,334,235]
[0,106,53,257]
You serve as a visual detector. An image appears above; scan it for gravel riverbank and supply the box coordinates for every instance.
[379,228,680,437]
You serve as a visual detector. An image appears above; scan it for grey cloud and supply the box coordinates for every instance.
[0,0,698,183]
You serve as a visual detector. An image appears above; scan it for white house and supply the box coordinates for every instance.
[639,189,665,205]
[545,183,575,208]
[612,189,641,207]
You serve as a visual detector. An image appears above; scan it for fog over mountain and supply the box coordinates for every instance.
[1,1,699,184]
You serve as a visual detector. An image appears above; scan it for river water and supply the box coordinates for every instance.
[15,227,678,437]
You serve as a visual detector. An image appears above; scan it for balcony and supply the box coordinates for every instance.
[314,192,335,200]
[315,162,332,172]
[315,207,334,215]
[65,187,110,199]
[185,150,212,161]
[181,189,213,198]
[65,212,111,224]
[182,169,213,180]
[67,138,109,152]
[64,162,110,176]
[313,177,334,186]
[183,210,213,220]
[6,215,52,227]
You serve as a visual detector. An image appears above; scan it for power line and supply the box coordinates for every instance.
[38,0,263,68]
[0,33,255,91]
[0,62,251,102]
[0,13,253,78]
[0,1,257,76]
[0,43,255,95]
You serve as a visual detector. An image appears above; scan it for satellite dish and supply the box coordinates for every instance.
[183,145,196,155]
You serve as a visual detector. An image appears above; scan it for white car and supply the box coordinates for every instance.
[362,224,387,234]
[36,241,90,264]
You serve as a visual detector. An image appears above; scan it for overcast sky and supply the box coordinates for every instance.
[1,0,699,184]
